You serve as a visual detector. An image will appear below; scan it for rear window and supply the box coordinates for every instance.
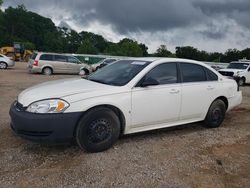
[31,53,37,60]
[54,55,67,62]
[40,54,54,61]
[180,63,206,83]
[205,68,218,81]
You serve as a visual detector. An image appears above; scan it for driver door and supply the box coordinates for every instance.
[131,62,181,130]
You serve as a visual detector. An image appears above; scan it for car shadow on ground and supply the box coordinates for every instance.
[22,121,205,155]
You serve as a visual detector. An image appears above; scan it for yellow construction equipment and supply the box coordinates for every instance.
[0,42,32,62]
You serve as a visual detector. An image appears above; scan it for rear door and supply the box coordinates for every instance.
[179,62,220,121]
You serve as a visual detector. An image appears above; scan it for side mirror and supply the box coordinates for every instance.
[140,77,159,87]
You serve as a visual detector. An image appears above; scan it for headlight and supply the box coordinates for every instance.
[26,99,69,113]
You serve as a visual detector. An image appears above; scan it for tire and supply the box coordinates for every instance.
[79,68,89,76]
[238,77,245,86]
[204,99,226,128]
[79,69,85,76]
[42,67,53,75]
[76,107,120,152]
[0,62,7,69]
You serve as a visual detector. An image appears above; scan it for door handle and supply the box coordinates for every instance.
[170,89,180,94]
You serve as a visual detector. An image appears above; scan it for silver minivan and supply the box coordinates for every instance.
[28,52,92,75]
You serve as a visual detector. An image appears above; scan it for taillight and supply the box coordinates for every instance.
[33,60,38,66]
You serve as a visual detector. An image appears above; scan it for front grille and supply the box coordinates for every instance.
[218,71,234,77]
[15,101,26,111]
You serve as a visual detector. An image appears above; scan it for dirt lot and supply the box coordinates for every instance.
[0,62,250,188]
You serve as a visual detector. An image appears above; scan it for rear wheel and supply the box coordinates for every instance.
[76,107,120,152]
[203,99,226,128]
[42,67,53,75]
[0,62,7,69]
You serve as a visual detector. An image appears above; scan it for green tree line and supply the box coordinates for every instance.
[0,4,249,62]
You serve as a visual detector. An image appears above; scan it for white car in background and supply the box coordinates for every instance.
[0,54,15,69]
[10,58,242,152]
[219,60,250,86]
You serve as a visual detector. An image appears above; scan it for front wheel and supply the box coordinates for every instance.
[0,62,7,69]
[203,99,226,128]
[76,107,120,152]
[238,77,245,86]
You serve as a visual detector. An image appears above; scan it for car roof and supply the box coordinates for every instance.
[125,57,200,64]
[36,52,74,56]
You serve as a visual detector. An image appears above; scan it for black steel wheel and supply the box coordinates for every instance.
[76,107,120,152]
[204,99,226,128]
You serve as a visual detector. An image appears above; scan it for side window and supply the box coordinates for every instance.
[180,63,206,83]
[144,63,177,85]
[67,56,80,64]
[54,55,67,62]
[205,67,218,81]
[39,54,53,61]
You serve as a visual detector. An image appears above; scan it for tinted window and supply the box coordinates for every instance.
[227,63,249,70]
[40,54,54,61]
[180,63,206,82]
[54,55,67,62]
[205,68,218,81]
[31,53,37,60]
[67,56,80,63]
[144,63,177,85]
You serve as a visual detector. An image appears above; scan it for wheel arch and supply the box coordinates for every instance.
[0,61,8,68]
[42,66,53,73]
[75,104,126,137]
[213,96,228,110]
[80,67,90,75]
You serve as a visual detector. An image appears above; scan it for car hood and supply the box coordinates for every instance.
[18,78,118,106]
[219,68,245,73]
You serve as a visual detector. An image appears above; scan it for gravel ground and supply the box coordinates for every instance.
[0,62,250,188]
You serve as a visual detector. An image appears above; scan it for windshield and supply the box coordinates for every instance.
[227,63,249,70]
[88,60,151,86]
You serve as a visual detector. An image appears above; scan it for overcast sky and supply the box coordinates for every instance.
[3,0,250,53]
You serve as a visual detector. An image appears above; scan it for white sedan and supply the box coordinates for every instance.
[10,58,242,152]
[0,54,15,69]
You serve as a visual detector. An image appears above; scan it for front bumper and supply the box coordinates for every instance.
[9,102,82,143]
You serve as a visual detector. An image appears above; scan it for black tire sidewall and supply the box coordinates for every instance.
[204,100,226,128]
[239,78,245,86]
[76,108,120,152]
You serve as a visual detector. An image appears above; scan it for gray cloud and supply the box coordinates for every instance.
[193,0,250,28]
[2,0,250,52]
[4,0,204,33]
